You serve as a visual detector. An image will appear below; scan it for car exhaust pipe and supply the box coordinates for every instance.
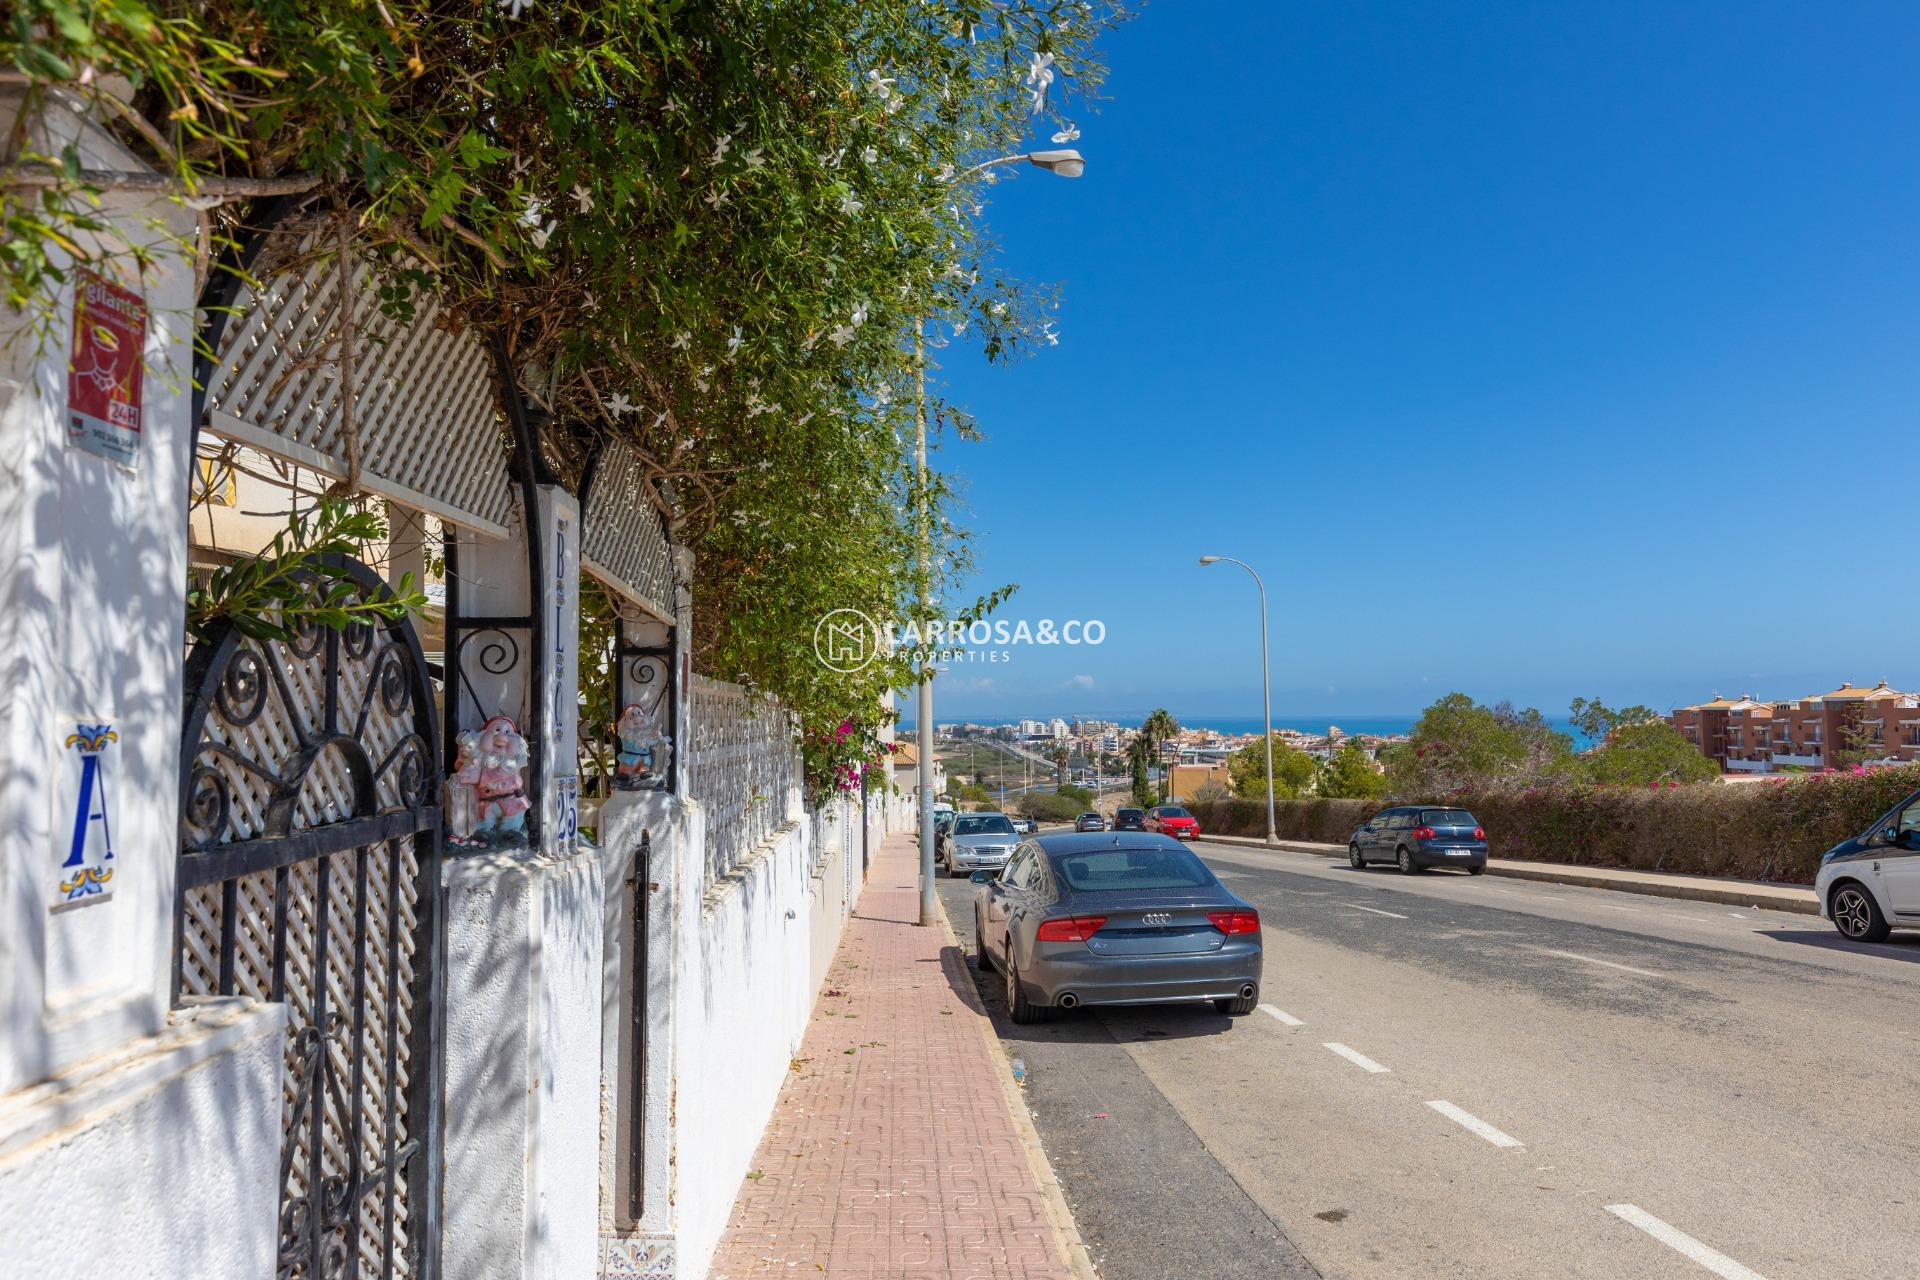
[1238,984,1257,1000]
[1057,992,1079,1009]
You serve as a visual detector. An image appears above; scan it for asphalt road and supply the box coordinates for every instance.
[935,838,1920,1280]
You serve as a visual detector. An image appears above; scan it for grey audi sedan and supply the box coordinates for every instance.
[971,833,1263,1023]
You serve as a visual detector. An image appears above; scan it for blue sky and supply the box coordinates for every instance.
[919,0,1919,725]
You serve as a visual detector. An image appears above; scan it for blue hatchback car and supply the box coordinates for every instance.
[1349,806,1489,874]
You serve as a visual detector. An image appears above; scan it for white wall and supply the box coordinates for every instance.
[442,845,606,1280]
[0,999,284,1280]
[0,87,287,1280]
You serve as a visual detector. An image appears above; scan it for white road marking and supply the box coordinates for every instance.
[1594,902,1644,914]
[1726,912,1749,919]
[1604,1204,1769,1280]
[1661,912,1711,923]
[1211,869,1250,879]
[1541,949,1662,979]
[1344,904,1410,919]
[1425,1100,1524,1148]
[1322,1042,1391,1073]
[1258,1004,1303,1027]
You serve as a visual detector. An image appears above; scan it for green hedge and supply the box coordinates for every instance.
[1189,765,1920,884]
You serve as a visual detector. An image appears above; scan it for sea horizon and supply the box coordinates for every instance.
[902,712,1591,745]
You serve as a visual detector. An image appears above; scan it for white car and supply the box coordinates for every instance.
[1816,787,1920,943]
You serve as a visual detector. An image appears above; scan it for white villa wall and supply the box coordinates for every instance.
[0,88,286,1278]
[443,845,606,1280]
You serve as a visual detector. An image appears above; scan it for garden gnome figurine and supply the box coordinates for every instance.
[473,715,532,845]
[614,701,672,790]
[446,728,481,846]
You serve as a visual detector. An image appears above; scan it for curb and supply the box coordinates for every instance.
[1198,832,1819,916]
[933,902,1101,1280]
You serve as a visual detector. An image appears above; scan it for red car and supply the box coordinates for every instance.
[1145,805,1201,840]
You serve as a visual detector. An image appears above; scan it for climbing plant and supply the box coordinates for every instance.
[5,0,1127,739]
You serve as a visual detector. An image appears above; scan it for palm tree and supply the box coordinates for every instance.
[1141,708,1181,801]
[1048,744,1069,786]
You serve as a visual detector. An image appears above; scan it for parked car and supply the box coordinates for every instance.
[942,812,1021,878]
[1012,817,1039,835]
[1817,786,1920,942]
[1112,807,1148,832]
[1074,812,1107,832]
[1348,806,1488,874]
[971,833,1263,1022]
[1145,805,1200,840]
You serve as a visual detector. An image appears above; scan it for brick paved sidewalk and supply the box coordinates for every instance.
[709,834,1077,1280]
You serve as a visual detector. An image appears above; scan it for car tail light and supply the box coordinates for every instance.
[1206,909,1260,935]
[1473,827,1485,840]
[1412,825,1436,840]
[1035,915,1108,942]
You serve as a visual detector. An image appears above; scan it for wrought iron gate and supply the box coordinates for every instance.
[174,558,442,1279]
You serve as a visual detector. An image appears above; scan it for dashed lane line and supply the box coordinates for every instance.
[1540,948,1663,979]
[1604,1204,1769,1280]
[1258,1004,1303,1027]
[1425,1100,1524,1148]
[1322,1042,1391,1074]
[1344,904,1410,919]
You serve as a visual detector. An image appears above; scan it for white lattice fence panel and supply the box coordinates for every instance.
[689,676,797,882]
[581,439,676,622]
[203,235,514,534]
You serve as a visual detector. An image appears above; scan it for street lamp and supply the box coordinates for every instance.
[1199,555,1278,846]
[915,148,1087,926]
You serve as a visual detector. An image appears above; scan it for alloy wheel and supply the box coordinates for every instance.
[1834,886,1872,939]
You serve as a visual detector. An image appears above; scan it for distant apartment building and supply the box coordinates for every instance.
[1168,763,1232,800]
[1049,717,1071,740]
[1671,682,1920,773]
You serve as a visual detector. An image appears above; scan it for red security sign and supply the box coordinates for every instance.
[66,269,147,468]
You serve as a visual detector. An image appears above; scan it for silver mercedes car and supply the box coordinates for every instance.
[971,833,1263,1023]
[942,812,1020,877]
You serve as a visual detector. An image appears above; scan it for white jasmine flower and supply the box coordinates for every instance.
[828,323,857,348]
[866,69,896,100]
[744,146,766,170]
[604,392,635,418]
[572,183,594,213]
[838,190,864,215]
[861,146,879,165]
[705,186,729,209]
[499,0,533,17]
[671,331,691,350]
[519,196,546,228]
[936,162,955,182]
[1051,121,1081,144]
[726,326,743,359]
[850,301,869,327]
[711,134,732,165]
[530,220,557,249]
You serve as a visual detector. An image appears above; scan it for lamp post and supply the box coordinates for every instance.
[1200,555,1278,846]
[915,148,1086,926]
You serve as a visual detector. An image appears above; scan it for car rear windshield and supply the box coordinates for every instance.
[1116,808,1144,818]
[955,815,1015,835]
[1421,809,1478,828]
[1078,813,1100,820]
[1157,807,1191,818]
[1053,846,1214,892]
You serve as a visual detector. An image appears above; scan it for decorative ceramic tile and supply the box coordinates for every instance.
[600,1234,675,1279]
